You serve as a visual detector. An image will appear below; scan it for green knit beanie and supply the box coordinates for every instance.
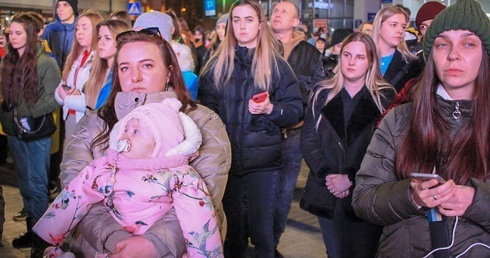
[423,0,490,57]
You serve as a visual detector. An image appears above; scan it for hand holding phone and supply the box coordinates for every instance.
[252,92,268,103]
[62,84,73,91]
[410,173,446,185]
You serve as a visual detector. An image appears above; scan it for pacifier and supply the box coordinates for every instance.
[116,138,131,153]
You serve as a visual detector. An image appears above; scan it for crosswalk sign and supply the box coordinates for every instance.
[128,2,142,16]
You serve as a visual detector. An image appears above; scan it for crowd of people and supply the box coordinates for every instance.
[0,0,488,257]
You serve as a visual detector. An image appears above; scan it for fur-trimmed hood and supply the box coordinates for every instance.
[170,41,195,72]
[109,98,202,159]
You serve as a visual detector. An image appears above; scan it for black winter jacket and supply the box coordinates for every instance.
[321,54,338,79]
[300,85,395,219]
[285,41,325,109]
[383,49,422,92]
[199,46,303,175]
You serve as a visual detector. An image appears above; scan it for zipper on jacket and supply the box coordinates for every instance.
[452,101,461,120]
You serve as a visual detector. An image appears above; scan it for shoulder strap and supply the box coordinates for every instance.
[390,60,413,88]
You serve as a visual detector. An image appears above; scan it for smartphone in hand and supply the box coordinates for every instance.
[252,92,268,103]
[62,84,73,91]
[410,173,446,185]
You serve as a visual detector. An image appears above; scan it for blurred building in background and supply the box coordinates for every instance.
[0,0,488,41]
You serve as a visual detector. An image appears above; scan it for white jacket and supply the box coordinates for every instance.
[55,51,94,122]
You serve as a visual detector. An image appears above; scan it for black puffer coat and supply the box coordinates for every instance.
[284,40,325,108]
[300,85,395,219]
[199,46,303,175]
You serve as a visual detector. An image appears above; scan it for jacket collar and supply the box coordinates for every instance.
[235,45,255,66]
[321,87,381,141]
[36,42,45,58]
[435,95,474,120]
[114,91,177,120]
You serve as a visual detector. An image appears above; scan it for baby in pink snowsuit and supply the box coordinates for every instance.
[33,98,223,257]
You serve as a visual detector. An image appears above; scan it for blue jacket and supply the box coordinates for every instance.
[182,71,198,101]
[95,70,113,109]
[42,16,77,70]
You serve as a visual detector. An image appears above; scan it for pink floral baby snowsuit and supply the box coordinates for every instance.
[33,149,223,257]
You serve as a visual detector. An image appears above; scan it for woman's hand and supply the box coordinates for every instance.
[248,96,273,115]
[57,83,79,101]
[438,185,475,217]
[111,235,157,258]
[410,178,455,208]
[333,189,350,199]
[325,174,352,198]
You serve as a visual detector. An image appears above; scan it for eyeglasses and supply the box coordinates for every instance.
[116,27,162,43]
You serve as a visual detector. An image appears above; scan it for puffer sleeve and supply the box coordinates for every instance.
[159,166,223,257]
[186,105,230,212]
[33,159,106,246]
[60,112,104,188]
[265,59,303,128]
[352,107,424,226]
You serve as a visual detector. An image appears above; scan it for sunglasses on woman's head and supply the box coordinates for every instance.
[140,27,161,37]
[116,27,162,44]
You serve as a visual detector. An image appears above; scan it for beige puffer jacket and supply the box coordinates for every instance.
[60,91,231,257]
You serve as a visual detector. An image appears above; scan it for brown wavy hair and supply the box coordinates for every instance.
[396,46,490,184]
[91,30,196,151]
[1,13,43,107]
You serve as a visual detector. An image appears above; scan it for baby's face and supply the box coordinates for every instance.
[120,118,156,159]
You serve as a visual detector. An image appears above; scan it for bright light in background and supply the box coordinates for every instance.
[308,1,333,10]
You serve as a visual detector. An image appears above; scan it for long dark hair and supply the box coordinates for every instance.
[91,30,196,151]
[1,13,42,107]
[396,46,490,184]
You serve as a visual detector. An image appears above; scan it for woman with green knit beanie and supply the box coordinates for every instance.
[352,0,490,257]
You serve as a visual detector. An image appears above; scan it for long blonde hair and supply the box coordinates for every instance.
[311,32,394,128]
[62,10,103,82]
[84,20,131,108]
[201,0,281,91]
[371,5,416,62]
